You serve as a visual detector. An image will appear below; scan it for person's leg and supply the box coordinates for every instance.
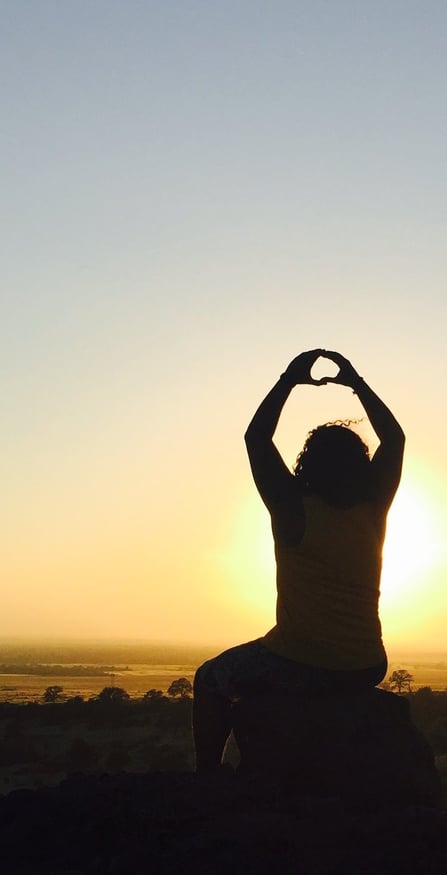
[193,664,232,772]
[192,640,268,772]
[193,643,388,771]
[192,640,331,771]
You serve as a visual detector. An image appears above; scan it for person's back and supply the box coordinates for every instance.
[264,494,385,669]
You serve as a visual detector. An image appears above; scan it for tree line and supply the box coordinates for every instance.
[41,676,193,704]
[40,669,427,704]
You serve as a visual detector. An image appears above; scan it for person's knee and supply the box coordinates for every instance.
[193,662,210,696]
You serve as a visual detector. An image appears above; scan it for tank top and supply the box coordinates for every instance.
[263,495,386,670]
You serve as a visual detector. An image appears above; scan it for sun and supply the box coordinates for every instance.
[380,476,442,612]
[217,471,446,638]
[216,492,276,619]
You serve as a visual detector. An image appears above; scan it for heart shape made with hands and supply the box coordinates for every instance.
[310,355,340,383]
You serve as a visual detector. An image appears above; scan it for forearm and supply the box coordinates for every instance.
[244,373,294,445]
[354,377,405,447]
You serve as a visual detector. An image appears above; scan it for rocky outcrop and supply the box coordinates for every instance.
[0,769,445,874]
[232,687,442,810]
[0,688,444,873]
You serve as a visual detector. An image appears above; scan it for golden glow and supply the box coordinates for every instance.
[381,477,443,608]
[216,492,276,623]
[217,467,447,647]
[379,468,447,646]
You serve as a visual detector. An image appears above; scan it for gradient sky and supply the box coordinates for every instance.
[2,1,447,650]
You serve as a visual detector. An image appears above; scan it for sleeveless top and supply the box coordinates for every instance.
[263,495,386,670]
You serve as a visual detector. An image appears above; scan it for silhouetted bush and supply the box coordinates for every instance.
[42,685,64,703]
[389,669,414,693]
[142,689,164,700]
[167,678,193,698]
[96,686,130,705]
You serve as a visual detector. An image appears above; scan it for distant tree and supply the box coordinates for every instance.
[143,689,164,700]
[167,677,193,698]
[96,686,130,704]
[389,669,414,694]
[43,685,64,703]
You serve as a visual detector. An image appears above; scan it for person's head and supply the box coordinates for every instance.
[293,422,371,505]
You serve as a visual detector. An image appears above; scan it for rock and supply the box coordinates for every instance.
[0,769,445,874]
[231,687,442,810]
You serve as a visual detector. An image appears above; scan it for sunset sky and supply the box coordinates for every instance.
[3,1,447,651]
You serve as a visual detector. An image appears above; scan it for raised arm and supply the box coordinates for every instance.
[244,349,324,510]
[323,351,405,510]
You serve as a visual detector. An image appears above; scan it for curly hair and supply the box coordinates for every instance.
[293,421,371,503]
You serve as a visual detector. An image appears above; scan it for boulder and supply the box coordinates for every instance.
[231,687,441,810]
[0,769,446,874]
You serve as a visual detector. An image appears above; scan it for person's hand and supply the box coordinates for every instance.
[282,349,326,386]
[319,350,363,389]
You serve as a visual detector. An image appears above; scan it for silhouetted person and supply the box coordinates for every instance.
[193,349,405,772]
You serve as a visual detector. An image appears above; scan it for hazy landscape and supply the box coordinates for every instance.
[0,640,218,704]
[0,637,446,875]
[0,640,226,796]
[0,638,446,801]
[0,640,446,704]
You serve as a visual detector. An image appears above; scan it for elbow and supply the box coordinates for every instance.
[388,417,405,447]
[245,417,274,448]
[244,426,255,449]
[392,426,406,455]
[244,419,257,445]
[244,423,264,452]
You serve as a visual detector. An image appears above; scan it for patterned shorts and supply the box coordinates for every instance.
[194,638,387,701]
